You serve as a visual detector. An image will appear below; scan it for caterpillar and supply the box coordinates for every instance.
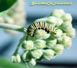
[27,21,55,36]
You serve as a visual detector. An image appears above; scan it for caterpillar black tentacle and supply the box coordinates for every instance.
[27,21,55,36]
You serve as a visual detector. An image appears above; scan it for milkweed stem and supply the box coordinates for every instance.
[0,23,27,32]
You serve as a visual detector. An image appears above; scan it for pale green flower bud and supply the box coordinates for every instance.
[55,29,63,38]
[47,16,63,26]
[29,58,36,66]
[56,18,63,26]
[35,29,50,39]
[35,17,48,22]
[62,35,72,48]
[57,33,65,42]
[11,54,21,63]
[22,51,28,60]
[66,28,75,38]
[60,22,73,32]
[57,32,74,48]
[47,39,57,48]
[31,49,43,59]
[42,33,50,39]
[11,56,16,62]
[47,16,57,27]
[62,13,72,22]
[43,49,55,60]
[23,40,34,50]
[34,40,46,48]
[54,44,64,54]
[51,9,65,18]
[57,33,66,42]
[16,54,21,63]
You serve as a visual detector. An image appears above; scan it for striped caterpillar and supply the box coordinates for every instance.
[27,21,55,36]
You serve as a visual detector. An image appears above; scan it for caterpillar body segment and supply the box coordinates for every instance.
[27,21,55,36]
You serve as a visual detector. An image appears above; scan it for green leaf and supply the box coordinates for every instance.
[0,57,26,68]
[0,0,17,12]
[0,57,49,68]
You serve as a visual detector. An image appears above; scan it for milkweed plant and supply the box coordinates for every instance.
[0,9,75,67]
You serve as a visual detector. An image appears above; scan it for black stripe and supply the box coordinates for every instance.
[38,21,40,28]
[33,23,36,27]
[44,21,45,29]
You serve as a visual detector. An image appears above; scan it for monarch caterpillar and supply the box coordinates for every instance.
[27,21,55,36]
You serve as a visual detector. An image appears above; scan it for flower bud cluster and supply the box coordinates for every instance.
[11,9,75,66]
